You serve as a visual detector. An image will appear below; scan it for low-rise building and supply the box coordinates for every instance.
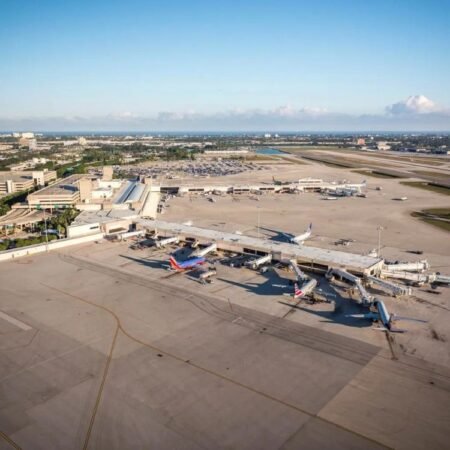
[27,174,83,208]
[376,141,391,151]
[0,170,57,196]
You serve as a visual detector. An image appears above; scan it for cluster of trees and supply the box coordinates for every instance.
[1,142,205,177]
[0,234,58,251]
[0,190,33,217]
[0,208,79,251]
[0,144,65,171]
[162,147,194,160]
[40,208,79,236]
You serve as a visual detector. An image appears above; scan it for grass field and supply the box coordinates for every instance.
[352,169,402,179]
[280,146,448,167]
[401,181,450,196]
[278,146,344,153]
[278,156,307,165]
[411,208,450,232]
[411,170,450,182]
[244,155,277,161]
[300,155,355,168]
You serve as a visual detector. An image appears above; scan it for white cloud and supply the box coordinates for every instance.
[386,95,445,115]
[0,97,448,131]
[270,105,328,118]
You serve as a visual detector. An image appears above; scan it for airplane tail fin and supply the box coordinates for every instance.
[169,256,181,270]
[294,283,303,299]
[308,223,312,232]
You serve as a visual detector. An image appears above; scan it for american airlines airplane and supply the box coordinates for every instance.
[293,278,317,299]
[283,223,312,245]
[348,299,426,332]
[169,255,206,271]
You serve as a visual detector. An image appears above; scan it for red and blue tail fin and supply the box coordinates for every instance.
[169,256,181,270]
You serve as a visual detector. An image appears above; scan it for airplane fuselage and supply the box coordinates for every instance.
[374,300,392,330]
[291,232,310,244]
[170,256,206,270]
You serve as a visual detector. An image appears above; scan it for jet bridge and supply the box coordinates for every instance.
[383,260,430,273]
[365,275,412,297]
[326,268,373,305]
[381,270,436,286]
[245,254,272,270]
[193,242,217,257]
[155,236,179,248]
[289,259,308,281]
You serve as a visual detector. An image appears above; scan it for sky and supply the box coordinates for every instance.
[0,0,449,131]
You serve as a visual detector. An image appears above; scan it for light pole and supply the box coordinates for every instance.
[43,208,49,252]
[377,226,384,258]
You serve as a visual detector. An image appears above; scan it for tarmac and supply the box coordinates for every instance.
[1,246,450,449]
[1,157,450,449]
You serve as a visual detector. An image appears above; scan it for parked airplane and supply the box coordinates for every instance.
[169,255,206,271]
[272,176,291,186]
[283,223,312,245]
[326,180,366,197]
[294,278,317,299]
[347,299,425,332]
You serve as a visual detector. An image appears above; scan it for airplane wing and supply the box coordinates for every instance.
[346,312,378,320]
[386,327,407,333]
[281,232,295,241]
[392,315,427,323]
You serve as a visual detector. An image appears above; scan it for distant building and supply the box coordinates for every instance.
[9,157,51,171]
[62,140,79,147]
[78,137,87,146]
[0,170,57,196]
[103,166,114,181]
[377,141,391,151]
[28,138,37,150]
[264,133,272,138]
[78,178,93,202]
[356,138,366,146]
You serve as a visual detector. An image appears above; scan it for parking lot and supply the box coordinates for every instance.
[110,159,267,180]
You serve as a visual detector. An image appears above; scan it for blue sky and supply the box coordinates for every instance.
[1,0,449,131]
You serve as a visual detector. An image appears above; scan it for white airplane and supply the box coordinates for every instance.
[348,299,426,332]
[283,223,312,245]
[294,278,317,299]
[326,180,367,197]
[345,179,367,189]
